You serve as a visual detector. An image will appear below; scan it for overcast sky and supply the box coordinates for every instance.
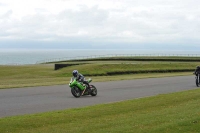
[0,0,200,50]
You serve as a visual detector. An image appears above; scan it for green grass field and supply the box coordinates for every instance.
[0,88,200,133]
[0,57,200,132]
[0,62,197,89]
[47,56,200,64]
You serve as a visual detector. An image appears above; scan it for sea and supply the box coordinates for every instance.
[0,49,200,65]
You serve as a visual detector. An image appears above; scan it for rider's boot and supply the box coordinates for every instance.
[82,88,86,95]
[82,85,91,95]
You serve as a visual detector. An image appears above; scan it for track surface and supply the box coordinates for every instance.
[0,75,196,118]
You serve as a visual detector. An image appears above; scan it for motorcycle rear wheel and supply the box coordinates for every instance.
[90,85,97,96]
[71,87,81,98]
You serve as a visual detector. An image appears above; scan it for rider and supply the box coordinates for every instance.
[72,70,90,92]
[194,66,200,76]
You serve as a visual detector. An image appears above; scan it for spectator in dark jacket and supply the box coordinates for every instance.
[194,66,200,76]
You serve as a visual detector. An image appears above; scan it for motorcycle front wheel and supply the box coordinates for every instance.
[71,87,81,98]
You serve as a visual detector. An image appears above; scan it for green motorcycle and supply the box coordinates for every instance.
[69,77,97,98]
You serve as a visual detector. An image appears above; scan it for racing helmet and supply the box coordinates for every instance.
[72,70,78,77]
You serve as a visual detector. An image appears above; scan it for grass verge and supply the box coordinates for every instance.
[0,72,192,89]
[0,62,195,89]
[49,56,200,63]
[0,88,200,133]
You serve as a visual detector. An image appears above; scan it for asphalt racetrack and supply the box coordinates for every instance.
[0,75,196,118]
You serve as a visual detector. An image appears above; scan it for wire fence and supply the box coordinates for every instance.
[36,54,200,64]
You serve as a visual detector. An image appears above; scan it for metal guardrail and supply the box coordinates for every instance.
[35,54,200,64]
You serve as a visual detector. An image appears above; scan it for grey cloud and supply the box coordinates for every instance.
[0,1,200,47]
[0,5,110,41]
[0,10,14,38]
[0,2,7,6]
[58,5,109,27]
[0,10,12,19]
[35,8,49,14]
[102,1,200,43]
[0,12,55,40]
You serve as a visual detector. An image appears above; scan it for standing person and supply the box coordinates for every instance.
[194,66,200,76]
[194,66,200,83]
[72,70,90,93]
